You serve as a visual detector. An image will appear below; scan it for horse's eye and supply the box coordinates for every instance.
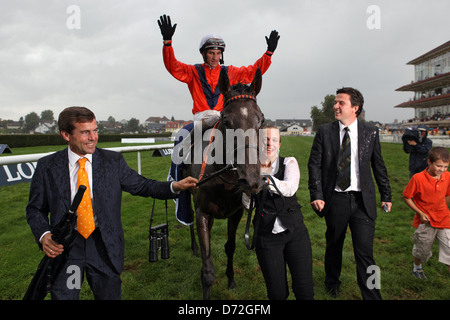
[222,116,232,127]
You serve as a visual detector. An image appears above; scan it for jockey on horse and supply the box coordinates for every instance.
[157,14,279,225]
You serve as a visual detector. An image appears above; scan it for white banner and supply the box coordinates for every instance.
[0,144,174,187]
[0,162,37,186]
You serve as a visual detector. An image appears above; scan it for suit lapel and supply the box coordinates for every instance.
[357,120,364,165]
[92,148,99,195]
[331,121,340,165]
[91,148,104,215]
[49,148,71,207]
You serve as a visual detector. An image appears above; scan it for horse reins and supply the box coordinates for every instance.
[198,120,221,184]
[197,93,258,186]
[244,174,286,250]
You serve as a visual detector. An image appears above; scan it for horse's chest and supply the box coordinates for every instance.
[195,185,242,218]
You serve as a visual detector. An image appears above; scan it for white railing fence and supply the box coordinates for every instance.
[0,144,174,187]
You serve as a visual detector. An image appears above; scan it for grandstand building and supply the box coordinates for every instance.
[394,40,450,129]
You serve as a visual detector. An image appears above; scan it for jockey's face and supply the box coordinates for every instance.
[204,49,222,68]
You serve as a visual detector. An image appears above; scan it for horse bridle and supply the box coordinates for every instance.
[223,92,261,173]
[223,94,257,107]
[197,128,261,186]
[196,121,236,186]
[197,93,260,186]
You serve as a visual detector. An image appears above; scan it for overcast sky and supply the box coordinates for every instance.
[1,0,449,125]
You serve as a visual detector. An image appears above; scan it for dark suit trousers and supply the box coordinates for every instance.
[256,223,314,300]
[51,229,121,300]
[324,191,382,300]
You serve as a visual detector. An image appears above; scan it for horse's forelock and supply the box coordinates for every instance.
[229,82,252,97]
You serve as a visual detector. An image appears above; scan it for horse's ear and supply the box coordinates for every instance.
[218,67,230,97]
[250,68,262,96]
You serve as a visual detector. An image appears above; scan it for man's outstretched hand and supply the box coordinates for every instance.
[158,14,177,41]
[173,176,198,191]
[266,30,280,52]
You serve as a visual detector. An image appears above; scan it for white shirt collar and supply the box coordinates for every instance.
[67,147,93,166]
[339,118,358,133]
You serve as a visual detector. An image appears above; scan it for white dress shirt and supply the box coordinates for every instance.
[68,148,97,228]
[68,147,93,202]
[336,119,360,192]
[39,148,94,242]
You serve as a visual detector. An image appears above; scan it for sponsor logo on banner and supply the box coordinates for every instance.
[0,162,37,187]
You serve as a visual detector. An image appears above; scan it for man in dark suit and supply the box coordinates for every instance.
[308,87,392,300]
[26,106,197,299]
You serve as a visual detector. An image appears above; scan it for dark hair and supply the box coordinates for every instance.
[261,124,281,142]
[58,106,96,134]
[336,87,364,116]
[428,147,450,163]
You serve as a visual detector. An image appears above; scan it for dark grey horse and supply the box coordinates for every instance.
[182,68,265,299]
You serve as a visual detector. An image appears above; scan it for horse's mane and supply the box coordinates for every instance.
[229,82,252,96]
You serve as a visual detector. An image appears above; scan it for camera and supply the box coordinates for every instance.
[149,223,169,262]
[402,128,420,143]
[402,126,428,153]
[402,128,420,153]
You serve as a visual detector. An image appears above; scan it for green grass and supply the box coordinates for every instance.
[1,137,449,300]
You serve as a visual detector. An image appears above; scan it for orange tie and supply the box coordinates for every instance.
[77,158,95,239]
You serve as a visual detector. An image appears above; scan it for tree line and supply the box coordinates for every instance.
[1,110,145,134]
[3,95,364,135]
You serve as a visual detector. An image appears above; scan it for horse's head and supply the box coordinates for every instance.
[217,68,265,195]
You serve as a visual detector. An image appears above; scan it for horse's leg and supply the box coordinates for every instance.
[196,209,215,300]
[225,209,244,290]
[188,197,199,257]
[190,224,198,257]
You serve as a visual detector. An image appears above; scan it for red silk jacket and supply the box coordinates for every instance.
[163,43,272,115]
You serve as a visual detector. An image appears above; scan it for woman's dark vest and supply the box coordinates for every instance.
[254,157,303,234]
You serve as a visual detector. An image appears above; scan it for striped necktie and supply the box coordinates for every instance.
[337,127,351,190]
[77,157,95,238]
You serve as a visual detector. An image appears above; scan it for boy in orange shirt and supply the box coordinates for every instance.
[403,147,450,279]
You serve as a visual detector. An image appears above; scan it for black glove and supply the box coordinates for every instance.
[157,14,177,41]
[265,30,280,53]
